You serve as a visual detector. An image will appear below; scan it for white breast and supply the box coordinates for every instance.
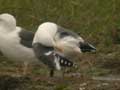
[33,22,58,47]
[0,27,38,63]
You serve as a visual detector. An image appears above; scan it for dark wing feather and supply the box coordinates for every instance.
[19,28,34,48]
[57,26,79,39]
[33,43,55,69]
[54,53,74,67]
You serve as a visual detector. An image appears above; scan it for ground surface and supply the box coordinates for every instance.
[0,72,120,90]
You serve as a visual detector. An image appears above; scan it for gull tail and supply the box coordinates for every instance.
[54,54,77,68]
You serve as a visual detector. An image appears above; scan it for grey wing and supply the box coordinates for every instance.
[57,26,79,39]
[33,43,56,69]
[33,43,75,69]
[19,28,35,48]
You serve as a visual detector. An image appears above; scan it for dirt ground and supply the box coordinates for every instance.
[0,73,119,90]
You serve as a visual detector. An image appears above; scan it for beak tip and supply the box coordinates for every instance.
[88,43,96,51]
[92,49,96,52]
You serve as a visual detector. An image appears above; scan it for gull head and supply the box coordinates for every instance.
[0,13,16,33]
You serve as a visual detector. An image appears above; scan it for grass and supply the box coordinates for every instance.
[0,0,120,90]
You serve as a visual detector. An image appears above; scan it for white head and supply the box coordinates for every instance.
[0,13,16,33]
[33,22,58,47]
[38,22,58,36]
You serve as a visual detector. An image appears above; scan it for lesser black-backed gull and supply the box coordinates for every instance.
[33,22,96,77]
[0,13,39,75]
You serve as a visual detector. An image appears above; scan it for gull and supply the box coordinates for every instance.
[32,22,96,77]
[0,13,39,75]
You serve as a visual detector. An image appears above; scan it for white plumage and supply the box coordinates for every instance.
[33,22,96,77]
[0,13,39,74]
[33,22,57,47]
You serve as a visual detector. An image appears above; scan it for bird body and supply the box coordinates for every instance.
[0,13,40,76]
[0,13,39,63]
[33,22,96,77]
